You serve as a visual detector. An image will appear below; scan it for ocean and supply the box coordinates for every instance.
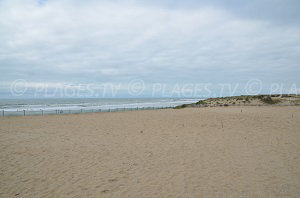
[0,98,201,112]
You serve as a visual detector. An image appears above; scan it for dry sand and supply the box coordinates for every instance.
[0,106,300,197]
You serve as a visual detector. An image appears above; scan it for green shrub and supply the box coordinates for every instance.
[260,96,280,104]
[196,100,206,105]
[174,104,188,109]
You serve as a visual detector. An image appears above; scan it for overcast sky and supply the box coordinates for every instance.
[0,0,299,98]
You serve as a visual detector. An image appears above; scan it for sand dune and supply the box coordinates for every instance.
[0,106,299,197]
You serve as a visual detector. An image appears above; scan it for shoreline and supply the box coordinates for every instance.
[2,101,299,117]
[0,98,200,113]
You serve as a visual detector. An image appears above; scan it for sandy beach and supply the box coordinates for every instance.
[0,106,299,197]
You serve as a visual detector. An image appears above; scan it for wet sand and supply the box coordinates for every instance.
[0,106,299,197]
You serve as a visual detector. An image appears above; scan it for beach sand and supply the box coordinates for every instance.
[0,106,299,197]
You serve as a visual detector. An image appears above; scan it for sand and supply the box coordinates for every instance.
[190,95,300,107]
[0,106,300,197]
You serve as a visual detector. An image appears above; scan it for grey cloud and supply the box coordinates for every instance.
[0,0,299,97]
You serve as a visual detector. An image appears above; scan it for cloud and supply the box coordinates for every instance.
[0,0,299,97]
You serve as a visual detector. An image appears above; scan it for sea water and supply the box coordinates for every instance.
[0,98,201,112]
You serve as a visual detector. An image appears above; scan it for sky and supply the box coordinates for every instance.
[0,0,299,98]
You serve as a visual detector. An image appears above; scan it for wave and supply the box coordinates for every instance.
[0,98,201,111]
